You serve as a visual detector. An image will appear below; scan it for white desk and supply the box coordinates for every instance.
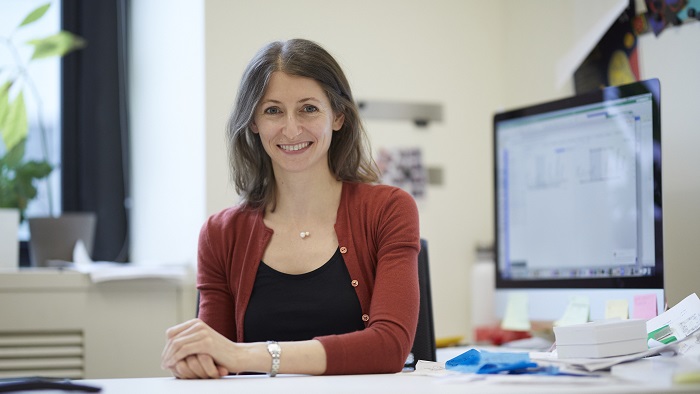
[74,347,700,394]
[78,370,700,394]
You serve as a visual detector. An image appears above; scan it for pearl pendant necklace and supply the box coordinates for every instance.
[300,231,310,239]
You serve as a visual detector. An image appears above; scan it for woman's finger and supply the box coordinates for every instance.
[165,318,201,339]
[163,337,199,369]
[196,354,222,379]
[185,355,208,378]
[168,330,212,367]
[173,359,195,379]
[218,365,229,377]
[161,319,232,377]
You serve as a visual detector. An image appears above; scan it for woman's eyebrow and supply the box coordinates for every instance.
[298,97,322,103]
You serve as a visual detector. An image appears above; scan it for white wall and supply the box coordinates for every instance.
[129,0,206,265]
[501,0,626,109]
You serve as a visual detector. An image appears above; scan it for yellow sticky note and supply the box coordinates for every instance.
[554,296,590,327]
[605,299,629,320]
[501,293,531,331]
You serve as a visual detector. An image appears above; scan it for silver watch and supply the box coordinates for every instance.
[266,341,281,377]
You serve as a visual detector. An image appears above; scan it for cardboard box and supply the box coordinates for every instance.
[554,319,648,359]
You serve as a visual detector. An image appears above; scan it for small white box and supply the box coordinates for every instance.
[554,319,648,359]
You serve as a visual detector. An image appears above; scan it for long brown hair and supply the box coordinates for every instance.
[226,39,379,210]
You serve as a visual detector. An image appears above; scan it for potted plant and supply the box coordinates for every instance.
[0,2,85,267]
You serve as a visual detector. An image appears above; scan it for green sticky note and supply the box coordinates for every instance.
[501,293,531,331]
[554,296,590,327]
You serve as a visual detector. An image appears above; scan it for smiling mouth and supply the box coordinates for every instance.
[279,142,311,151]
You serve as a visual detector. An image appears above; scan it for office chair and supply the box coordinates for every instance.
[405,238,437,369]
[195,239,437,369]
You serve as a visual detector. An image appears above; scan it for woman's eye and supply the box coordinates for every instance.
[302,105,318,113]
[264,107,281,115]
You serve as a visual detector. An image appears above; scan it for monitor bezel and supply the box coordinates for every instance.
[493,78,663,291]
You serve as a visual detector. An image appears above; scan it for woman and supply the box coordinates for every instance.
[161,39,420,378]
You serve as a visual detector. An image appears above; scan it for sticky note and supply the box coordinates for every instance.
[554,296,590,327]
[632,293,657,319]
[501,293,531,331]
[605,299,629,320]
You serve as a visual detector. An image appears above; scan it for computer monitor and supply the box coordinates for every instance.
[493,79,664,322]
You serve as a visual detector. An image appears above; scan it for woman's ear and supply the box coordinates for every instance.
[332,113,345,131]
[250,122,259,134]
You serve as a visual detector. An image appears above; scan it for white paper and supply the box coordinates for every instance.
[413,360,454,377]
[533,294,700,371]
[414,359,608,385]
[73,239,92,267]
[70,240,187,283]
[75,263,188,283]
[647,293,700,341]
[532,326,700,372]
[571,336,689,371]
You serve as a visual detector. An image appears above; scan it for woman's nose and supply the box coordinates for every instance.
[282,114,303,140]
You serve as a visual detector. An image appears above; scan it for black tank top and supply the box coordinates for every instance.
[244,248,365,342]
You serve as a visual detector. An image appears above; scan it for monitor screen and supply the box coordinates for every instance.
[493,79,664,322]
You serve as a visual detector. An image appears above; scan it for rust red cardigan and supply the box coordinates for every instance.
[196,182,420,375]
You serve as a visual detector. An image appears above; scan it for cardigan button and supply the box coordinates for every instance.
[361,314,369,322]
[351,279,359,287]
[340,246,347,254]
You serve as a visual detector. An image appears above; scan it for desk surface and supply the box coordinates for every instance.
[75,347,700,393]
[79,371,700,394]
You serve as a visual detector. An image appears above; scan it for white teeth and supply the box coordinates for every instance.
[280,142,310,151]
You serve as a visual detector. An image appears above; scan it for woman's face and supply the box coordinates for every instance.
[251,71,344,177]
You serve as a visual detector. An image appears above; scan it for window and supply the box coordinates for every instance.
[1,0,63,240]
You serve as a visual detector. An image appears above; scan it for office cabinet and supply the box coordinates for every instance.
[0,269,193,379]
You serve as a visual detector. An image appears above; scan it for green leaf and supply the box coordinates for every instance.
[18,3,51,28]
[28,31,87,60]
[0,139,27,169]
[14,173,37,211]
[0,192,20,211]
[19,160,53,179]
[1,91,28,152]
[0,91,28,153]
[0,81,11,145]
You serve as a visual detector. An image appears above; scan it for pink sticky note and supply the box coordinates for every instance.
[632,293,658,319]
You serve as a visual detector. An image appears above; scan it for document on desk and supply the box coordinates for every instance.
[646,293,700,344]
[72,263,188,283]
[68,240,188,283]
[532,293,700,372]
[531,332,699,372]
[414,360,610,385]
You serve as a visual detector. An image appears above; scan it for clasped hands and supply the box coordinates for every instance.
[161,318,233,379]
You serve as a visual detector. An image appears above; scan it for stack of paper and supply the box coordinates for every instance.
[69,239,188,283]
[532,293,700,372]
[553,319,647,359]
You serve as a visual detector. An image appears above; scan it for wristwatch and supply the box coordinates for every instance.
[266,341,281,377]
